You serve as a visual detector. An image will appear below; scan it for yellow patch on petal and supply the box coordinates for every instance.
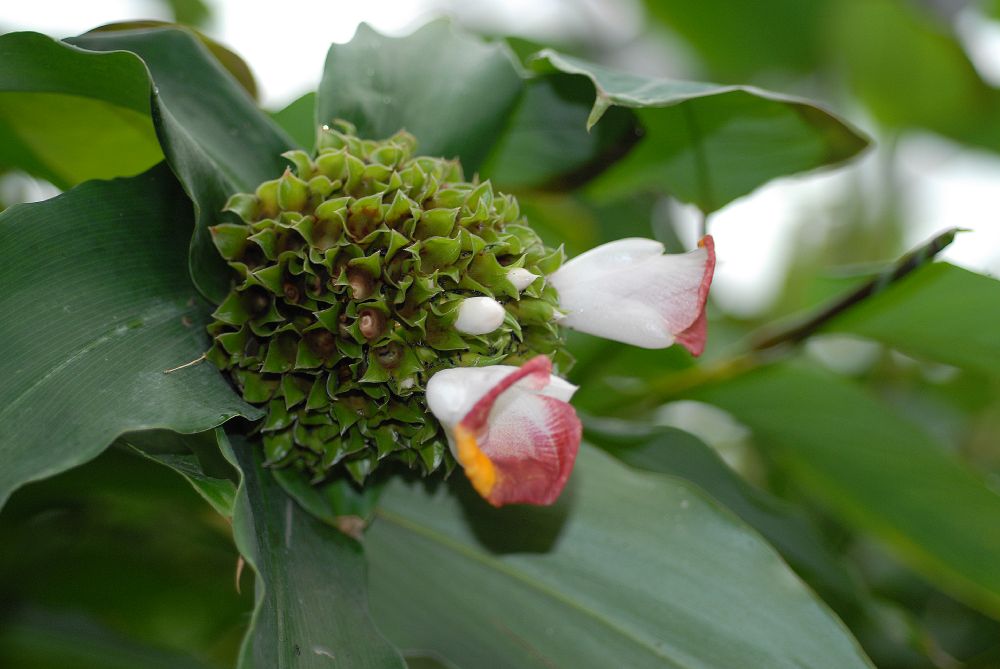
[454,423,497,499]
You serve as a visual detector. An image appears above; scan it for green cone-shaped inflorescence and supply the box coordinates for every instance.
[206,121,569,486]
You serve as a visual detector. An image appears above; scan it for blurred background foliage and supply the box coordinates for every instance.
[2,1,1000,668]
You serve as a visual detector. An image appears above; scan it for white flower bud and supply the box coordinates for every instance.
[454,296,506,335]
[506,267,538,292]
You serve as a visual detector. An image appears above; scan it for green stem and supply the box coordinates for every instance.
[748,227,961,352]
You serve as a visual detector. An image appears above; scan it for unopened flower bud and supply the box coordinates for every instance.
[454,296,505,335]
[506,267,538,292]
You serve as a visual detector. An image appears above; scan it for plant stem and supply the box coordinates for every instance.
[748,227,961,352]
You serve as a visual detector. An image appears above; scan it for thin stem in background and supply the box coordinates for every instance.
[748,227,962,351]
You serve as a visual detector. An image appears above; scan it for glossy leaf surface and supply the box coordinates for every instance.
[531,50,869,211]
[585,420,861,608]
[367,446,872,668]
[0,164,258,509]
[70,26,296,302]
[318,20,522,172]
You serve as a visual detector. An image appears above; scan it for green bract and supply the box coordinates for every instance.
[206,122,568,484]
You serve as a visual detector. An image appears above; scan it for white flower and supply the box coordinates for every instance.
[505,267,539,292]
[426,356,580,507]
[549,236,715,354]
[431,236,716,507]
[453,296,506,335]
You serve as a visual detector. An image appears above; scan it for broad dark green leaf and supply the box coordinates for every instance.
[826,262,1000,378]
[367,445,872,669]
[223,434,405,669]
[88,20,260,100]
[0,164,259,509]
[318,20,523,172]
[696,363,1000,619]
[530,50,869,212]
[0,32,162,187]
[70,27,297,303]
[584,420,862,609]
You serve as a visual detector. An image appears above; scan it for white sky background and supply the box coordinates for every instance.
[4,0,1000,318]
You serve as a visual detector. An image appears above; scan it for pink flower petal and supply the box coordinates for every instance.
[453,356,581,507]
[674,235,716,356]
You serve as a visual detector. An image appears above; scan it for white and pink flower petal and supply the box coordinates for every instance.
[425,356,581,507]
[549,235,716,354]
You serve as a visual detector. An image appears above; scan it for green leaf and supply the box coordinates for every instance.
[271,92,317,152]
[402,654,457,669]
[70,26,297,302]
[829,0,1000,152]
[318,20,523,172]
[0,164,259,509]
[585,420,862,610]
[644,1,1000,154]
[0,32,162,188]
[642,0,829,79]
[87,20,260,99]
[120,429,239,518]
[481,74,639,191]
[530,50,869,212]
[696,363,1000,619]
[223,433,406,669]
[367,445,873,668]
[826,262,1000,377]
